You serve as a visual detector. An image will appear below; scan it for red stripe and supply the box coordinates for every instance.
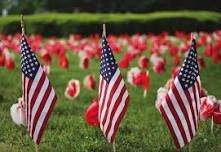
[172,84,193,139]
[165,94,188,145]
[36,95,57,144]
[160,104,180,149]
[31,84,52,137]
[184,90,197,131]
[28,73,46,131]
[99,80,108,120]
[101,75,122,127]
[110,96,130,144]
[104,86,126,139]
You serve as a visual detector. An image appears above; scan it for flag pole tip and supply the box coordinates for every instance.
[21,14,25,35]
[102,24,106,38]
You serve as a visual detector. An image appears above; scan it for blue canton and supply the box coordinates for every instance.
[178,40,199,90]
[21,35,40,79]
[100,37,118,83]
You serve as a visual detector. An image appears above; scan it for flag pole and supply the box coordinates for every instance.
[211,116,214,135]
[20,14,25,35]
[102,23,106,38]
[188,142,192,152]
[35,144,39,152]
[112,141,116,152]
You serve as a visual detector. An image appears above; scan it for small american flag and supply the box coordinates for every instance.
[159,39,201,148]
[21,35,57,144]
[98,37,130,143]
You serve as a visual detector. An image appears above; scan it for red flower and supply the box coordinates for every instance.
[169,46,178,56]
[138,55,149,69]
[204,44,213,57]
[85,98,99,127]
[4,58,15,70]
[171,66,180,79]
[40,50,52,64]
[58,55,69,69]
[197,56,206,69]
[0,55,5,66]
[119,59,129,69]
[213,102,221,124]
[173,55,181,67]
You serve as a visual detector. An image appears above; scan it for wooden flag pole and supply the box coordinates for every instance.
[35,144,39,152]
[188,142,192,152]
[112,141,116,152]
[143,89,147,98]
[20,15,25,35]
[211,116,214,135]
[103,23,106,38]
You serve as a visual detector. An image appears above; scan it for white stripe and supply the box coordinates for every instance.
[25,78,29,130]
[98,79,107,120]
[103,79,124,133]
[30,77,49,135]
[168,89,191,142]
[174,78,196,135]
[28,68,43,100]
[188,87,198,130]
[33,89,55,142]
[161,101,185,148]
[107,90,128,142]
[100,69,120,130]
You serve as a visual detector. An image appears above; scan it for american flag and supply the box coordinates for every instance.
[159,39,201,148]
[98,37,130,143]
[21,35,57,144]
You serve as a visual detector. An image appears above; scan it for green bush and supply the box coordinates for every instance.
[0,11,221,37]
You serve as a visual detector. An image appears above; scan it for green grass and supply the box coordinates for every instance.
[0,43,221,152]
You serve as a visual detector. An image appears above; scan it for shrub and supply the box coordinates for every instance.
[0,11,221,37]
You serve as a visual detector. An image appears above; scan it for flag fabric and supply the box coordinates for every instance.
[21,35,57,144]
[98,36,130,143]
[159,39,201,148]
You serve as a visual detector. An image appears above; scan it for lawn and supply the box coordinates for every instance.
[0,34,221,152]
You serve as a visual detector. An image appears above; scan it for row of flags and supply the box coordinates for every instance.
[18,29,200,149]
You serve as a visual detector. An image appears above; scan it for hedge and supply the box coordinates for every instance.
[0,11,221,37]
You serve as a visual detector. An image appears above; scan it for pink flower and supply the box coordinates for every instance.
[83,74,97,90]
[150,54,166,74]
[65,79,80,100]
[127,67,141,86]
[42,65,50,75]
[10,97,26,126]
[200,96,217,121]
